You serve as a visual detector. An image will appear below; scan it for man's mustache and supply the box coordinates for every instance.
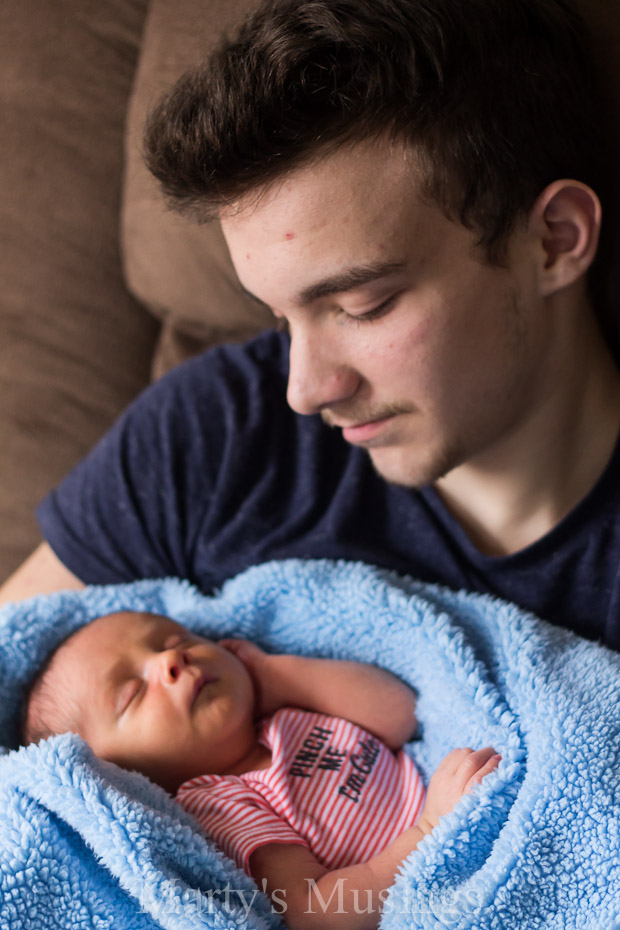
[321,404,413,429]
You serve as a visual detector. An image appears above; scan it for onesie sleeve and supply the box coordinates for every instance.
[177,778,309,875]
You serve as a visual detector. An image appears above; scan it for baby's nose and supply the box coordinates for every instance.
[159,647,189,684]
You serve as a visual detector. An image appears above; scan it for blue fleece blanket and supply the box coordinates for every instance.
[0,559,619,929]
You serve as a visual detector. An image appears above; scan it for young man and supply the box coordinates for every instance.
[2,0,620,647]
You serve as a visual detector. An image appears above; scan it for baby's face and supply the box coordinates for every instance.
[44,611,256,791]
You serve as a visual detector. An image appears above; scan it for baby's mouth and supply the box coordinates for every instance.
[192,671,217,707]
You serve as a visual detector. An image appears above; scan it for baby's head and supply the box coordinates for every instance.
[21,611,256,791]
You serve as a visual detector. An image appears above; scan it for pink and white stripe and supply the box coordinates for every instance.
[178,708,425,874]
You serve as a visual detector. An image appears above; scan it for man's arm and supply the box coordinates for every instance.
[220,639,417,749]
[0,542,84,607]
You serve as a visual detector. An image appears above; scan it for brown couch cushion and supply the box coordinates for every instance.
[122,0,272,377]
[0,0,159,580]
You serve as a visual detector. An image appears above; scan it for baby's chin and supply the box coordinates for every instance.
[95,746,191,795]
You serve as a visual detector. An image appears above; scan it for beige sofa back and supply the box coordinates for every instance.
[122,0,273,378]
[0,0,157,579]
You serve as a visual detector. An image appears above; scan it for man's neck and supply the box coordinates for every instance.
[434,305,620,557]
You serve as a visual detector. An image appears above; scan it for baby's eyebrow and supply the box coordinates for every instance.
[102,657,134,718]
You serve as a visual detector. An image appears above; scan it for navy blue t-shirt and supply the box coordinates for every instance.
[38,330,620,648]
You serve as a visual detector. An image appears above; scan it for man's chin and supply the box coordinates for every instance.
[367,443,462,489]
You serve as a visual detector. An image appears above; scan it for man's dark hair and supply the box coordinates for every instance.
[144,0,616,346]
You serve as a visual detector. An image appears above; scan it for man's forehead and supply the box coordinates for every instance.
[221,138,418,236]
[221,148,429,311]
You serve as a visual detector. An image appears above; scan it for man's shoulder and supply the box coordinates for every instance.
[117,328,293,438]
[160,329,290,389]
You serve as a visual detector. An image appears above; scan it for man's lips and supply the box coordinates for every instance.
[341,416,396,444]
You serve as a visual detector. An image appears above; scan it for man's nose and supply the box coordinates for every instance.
[286,326,359,416]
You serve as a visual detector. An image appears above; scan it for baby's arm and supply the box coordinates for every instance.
[220,639,417,749]
[250,747,500,930]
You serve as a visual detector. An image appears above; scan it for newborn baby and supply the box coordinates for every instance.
[22,610,500,929]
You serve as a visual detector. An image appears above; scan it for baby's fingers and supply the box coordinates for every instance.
[436,747,476,775]
[219,638,264,659]
[218,637,247,653]
[464,748,501,792]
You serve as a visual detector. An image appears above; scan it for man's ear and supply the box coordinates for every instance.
[529,180,602,297]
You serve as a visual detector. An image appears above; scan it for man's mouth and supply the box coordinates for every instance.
[340,415,396,444]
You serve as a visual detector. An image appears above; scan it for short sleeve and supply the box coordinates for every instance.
[177,778,309,874]
[36,331,292,587]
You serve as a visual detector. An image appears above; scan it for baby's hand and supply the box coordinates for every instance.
[219,637,267,668]
[219,638,282,716]
[417,747,501,835]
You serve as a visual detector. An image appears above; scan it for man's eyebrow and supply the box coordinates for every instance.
[239,260,408,309]
[296,260,407,305]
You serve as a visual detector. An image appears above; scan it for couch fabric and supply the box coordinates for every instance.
[0,1,158,579]
[122,0,273,379]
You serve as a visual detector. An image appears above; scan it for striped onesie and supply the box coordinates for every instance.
[177,707,425,874]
